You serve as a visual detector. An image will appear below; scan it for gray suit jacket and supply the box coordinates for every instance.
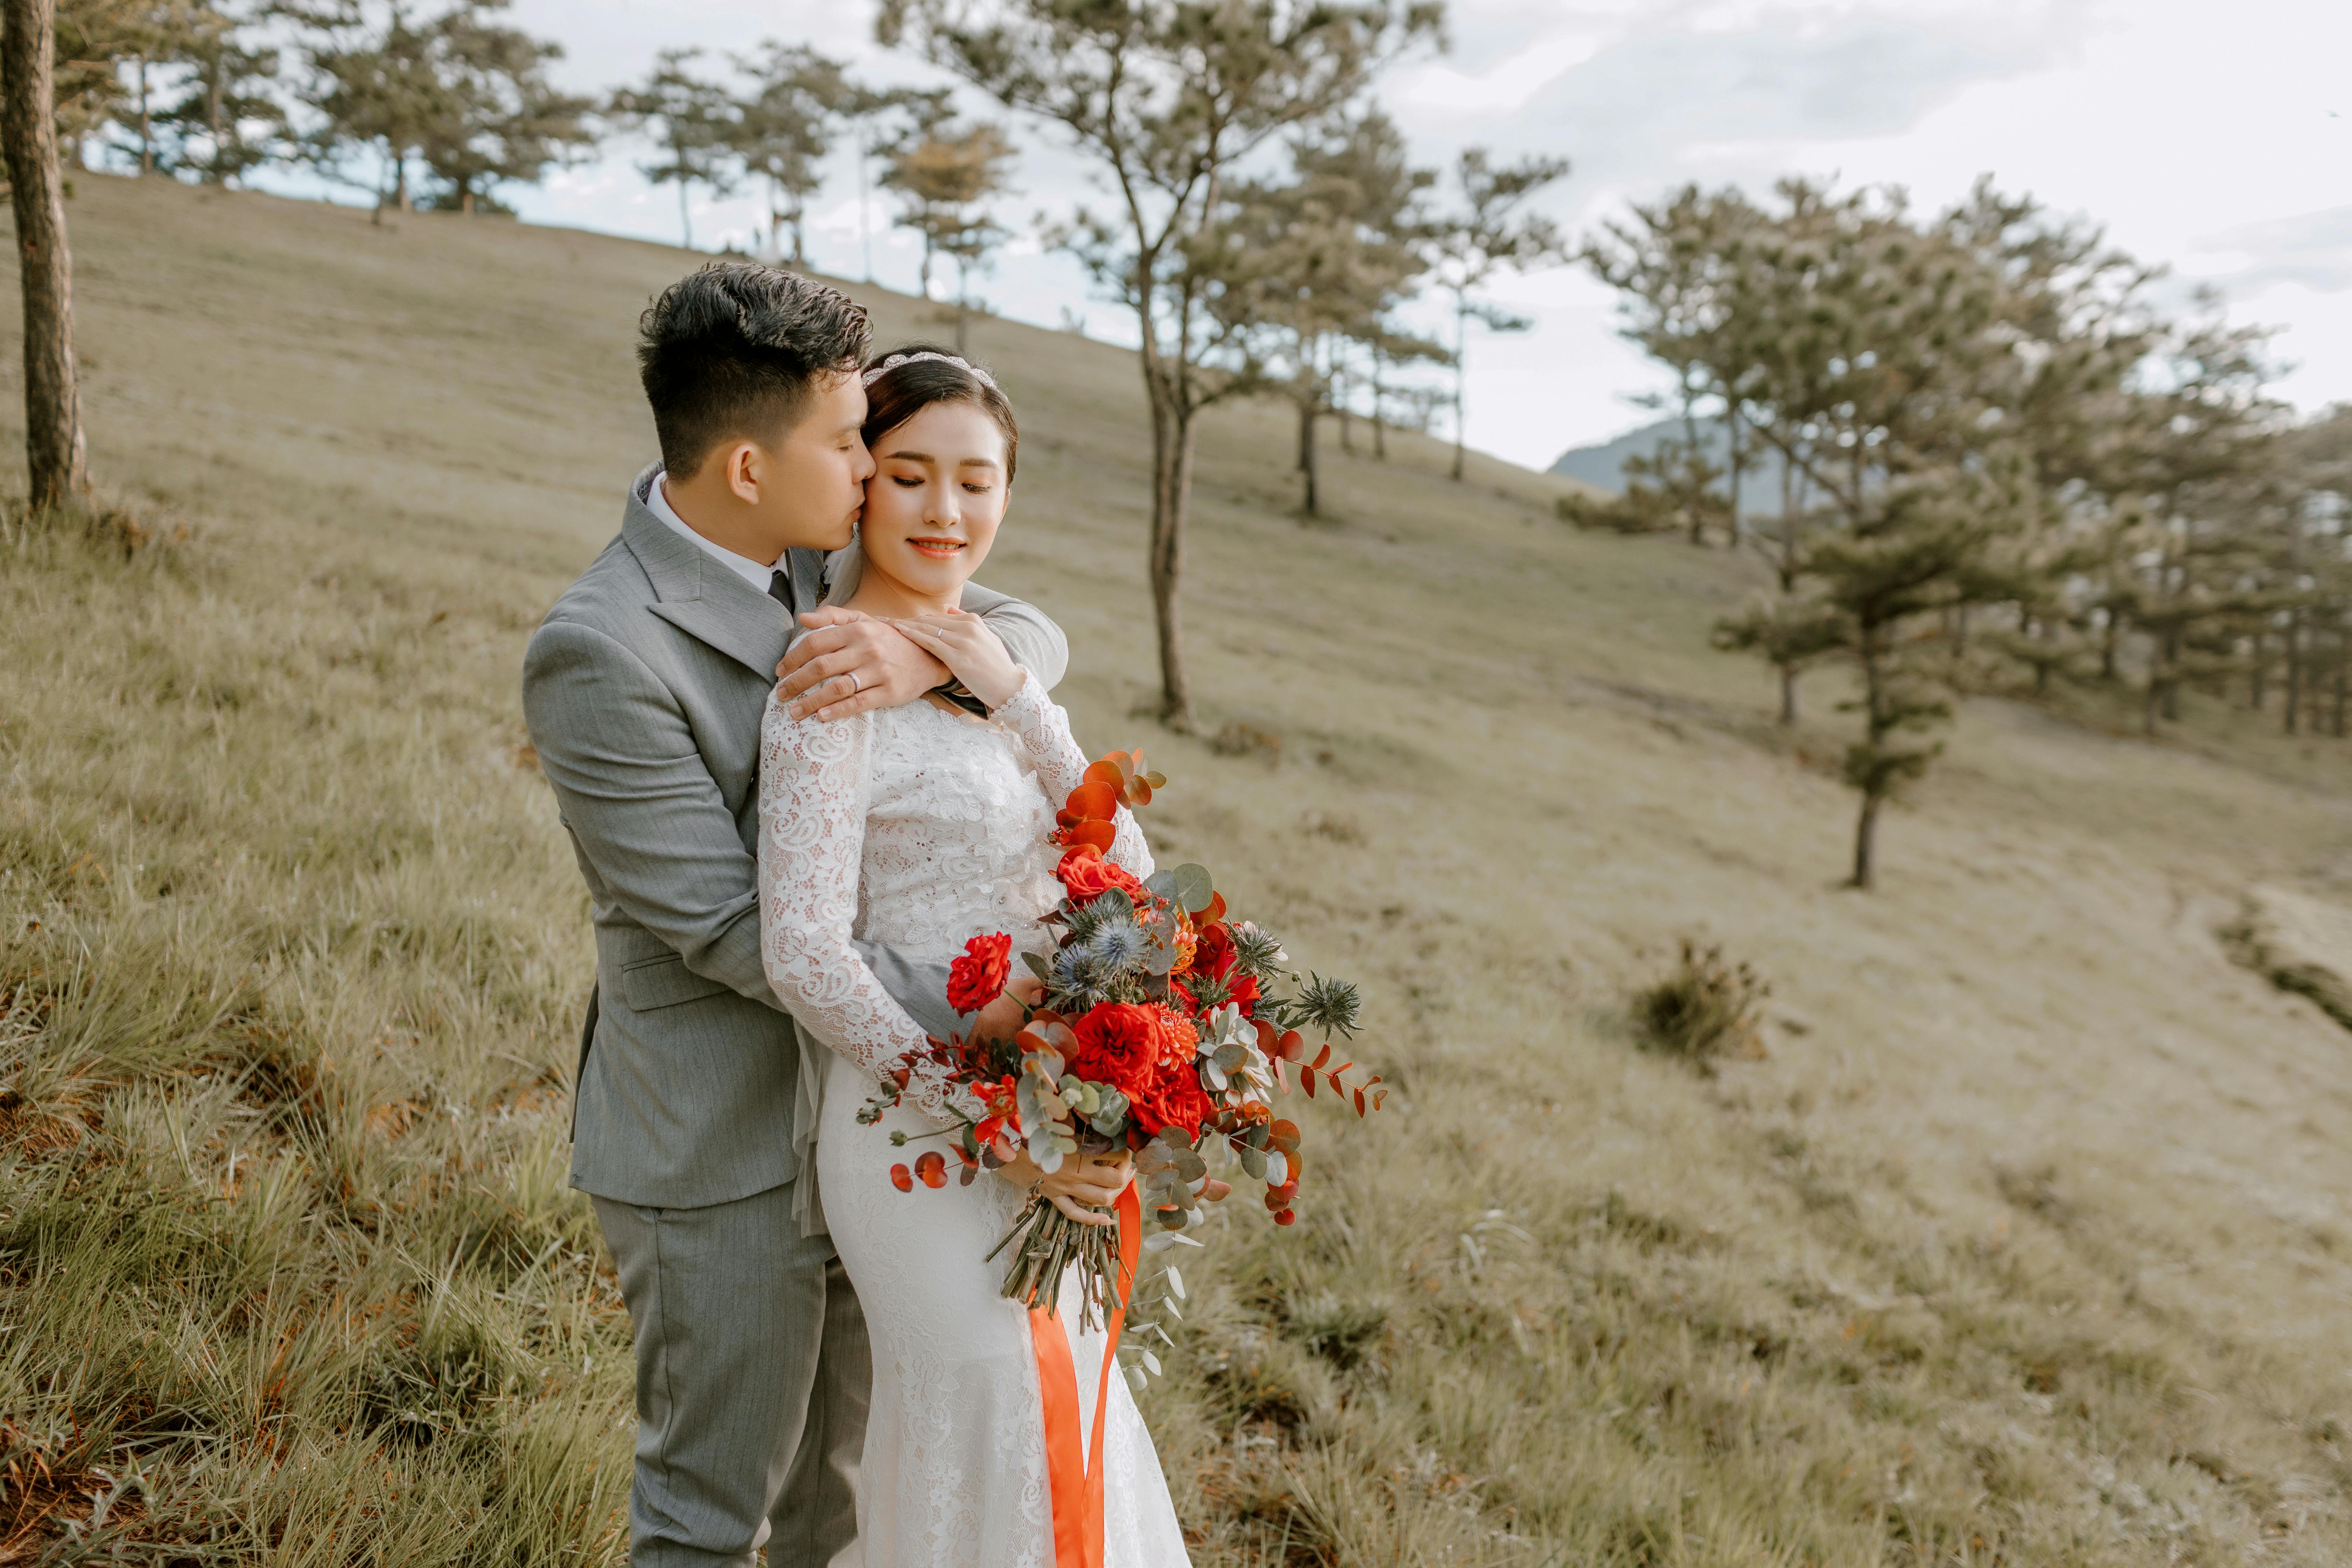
[523,464,1067,1209]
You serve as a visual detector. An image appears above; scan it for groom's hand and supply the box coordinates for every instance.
[779,607,951,722]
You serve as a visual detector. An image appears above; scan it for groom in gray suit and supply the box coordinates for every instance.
[523,263,1060,1567]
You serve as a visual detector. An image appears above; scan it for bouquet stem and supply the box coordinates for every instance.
[989,1198,1123,1331]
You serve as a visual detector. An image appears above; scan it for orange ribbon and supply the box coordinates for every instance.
[1029,1182,1142,1568]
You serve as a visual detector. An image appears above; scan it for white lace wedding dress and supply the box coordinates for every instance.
[757,671,1192,1568]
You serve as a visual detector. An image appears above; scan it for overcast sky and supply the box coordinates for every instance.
[469,0,2349,470]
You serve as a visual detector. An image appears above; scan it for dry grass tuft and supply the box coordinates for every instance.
[1632,939,1771,1065]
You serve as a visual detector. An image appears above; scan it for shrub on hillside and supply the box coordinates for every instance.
[1631,939,1769,1065]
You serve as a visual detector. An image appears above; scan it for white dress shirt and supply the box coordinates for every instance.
[646,468,786,596]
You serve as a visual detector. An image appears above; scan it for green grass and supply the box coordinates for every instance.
[4,173,2352,1564]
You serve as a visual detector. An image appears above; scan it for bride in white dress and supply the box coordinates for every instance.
[756,346,1194,1568]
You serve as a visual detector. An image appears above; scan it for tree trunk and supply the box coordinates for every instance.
[2251,629,2266,710]
[2284,609,2302,736]
[2160,629,2181,721]
[207,69,224,182]
[459,184,475,216]
[1449,298,1467,482]
[1725,406,1745,542]
[1297,391,1318,515]
[2,0,90,510]
[1851,629,1888,888]
[1370,354,1387,460]
[1851,791,1880,890]
[1779,664,1798,726]
[1142,359,1195,728]
[1334,355,1352,455]
[135,54,152,173]
[2333,632,2347,738]
[1777,460,1802,592]
[1682,385,1705,547]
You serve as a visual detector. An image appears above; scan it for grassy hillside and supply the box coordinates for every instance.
[4,173,2352,1565]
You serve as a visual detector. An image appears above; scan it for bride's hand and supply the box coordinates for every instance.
[886,610,1025,712]
[996,1147,1134,1228]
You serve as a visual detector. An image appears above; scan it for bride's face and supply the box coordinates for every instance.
[859,401,1011,601]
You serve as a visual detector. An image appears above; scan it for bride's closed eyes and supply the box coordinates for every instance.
[887,471,997,495]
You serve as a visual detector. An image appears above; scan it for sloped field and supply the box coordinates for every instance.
[4,174,2351,1564]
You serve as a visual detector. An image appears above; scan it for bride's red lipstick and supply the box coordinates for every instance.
[909,537,965,558]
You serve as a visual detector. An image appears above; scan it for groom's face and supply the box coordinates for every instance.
[743,370,874,557]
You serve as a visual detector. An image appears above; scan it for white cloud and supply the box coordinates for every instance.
[454,0,2352,466]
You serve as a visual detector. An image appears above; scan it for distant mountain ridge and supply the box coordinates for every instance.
[1550,415,1789,517]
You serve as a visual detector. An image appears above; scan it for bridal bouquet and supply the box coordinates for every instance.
[860,749,1383,1339]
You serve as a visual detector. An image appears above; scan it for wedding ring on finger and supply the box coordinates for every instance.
[846,670,862,696]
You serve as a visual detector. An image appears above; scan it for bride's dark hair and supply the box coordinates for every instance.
[859,344,1019,481]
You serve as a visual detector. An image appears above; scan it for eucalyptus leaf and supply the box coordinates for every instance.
[1087,1088,1128,1137]
[1171,863,1214,913]
[1165,1265,1186,1299]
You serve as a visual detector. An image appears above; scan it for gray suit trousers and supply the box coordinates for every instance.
[593,1183,870,1568]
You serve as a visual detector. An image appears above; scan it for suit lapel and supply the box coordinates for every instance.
[621,467,791,682]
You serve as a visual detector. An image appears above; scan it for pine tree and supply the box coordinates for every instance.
[878,0,1440,725]
[608,47,738,249]
[1428,147,1567,482]
[152,2,286,184]
[1213,110,1432,514]
[1591,177,2168,885]
[728,42,847,267]
[417,3,592,214]
[289,1,461,219]
[881,117,1016,350]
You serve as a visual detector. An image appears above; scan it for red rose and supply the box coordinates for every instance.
[1066,1003,1167,1096]
[1056,846,1147,905]
[948,932,1013,1014]
[1130,1059,1213,1138]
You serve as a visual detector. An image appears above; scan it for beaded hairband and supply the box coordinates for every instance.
[859,350,1001,392]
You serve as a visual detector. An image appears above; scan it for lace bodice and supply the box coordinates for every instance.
[757,673,1152,1123]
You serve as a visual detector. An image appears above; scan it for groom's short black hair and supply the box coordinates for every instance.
[637,262,872,480]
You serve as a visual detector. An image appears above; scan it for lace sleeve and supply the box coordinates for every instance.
[991,672,1154,880]
[757,693,965,1126]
